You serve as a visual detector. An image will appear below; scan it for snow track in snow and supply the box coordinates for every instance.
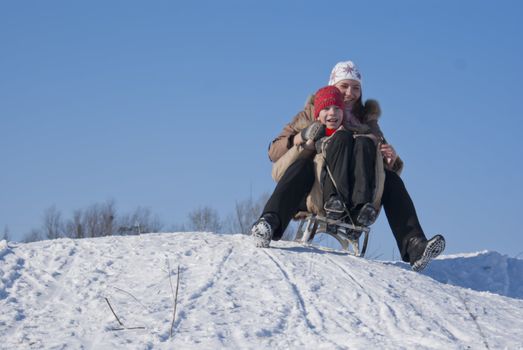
[261,249,345,349]
[1,233,523,349]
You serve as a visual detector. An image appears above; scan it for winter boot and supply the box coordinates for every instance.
[251,213,280,248]
[324,195,346,220]
[350,203,377,227]
[408,234,446,272]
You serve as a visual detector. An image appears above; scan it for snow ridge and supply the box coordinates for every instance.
[0,233,522,349]
[387,250,523,300]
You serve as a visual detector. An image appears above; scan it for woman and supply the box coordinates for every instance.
[253,61,445,272]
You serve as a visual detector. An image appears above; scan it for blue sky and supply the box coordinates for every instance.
[1,1,522,259]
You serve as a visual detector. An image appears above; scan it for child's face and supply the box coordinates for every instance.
[318,106,343,130]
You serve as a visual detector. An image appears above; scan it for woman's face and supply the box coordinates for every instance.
[318,105,343,130]
[334,79,361,109]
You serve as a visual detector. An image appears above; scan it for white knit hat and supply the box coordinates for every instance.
[328,61,362,86]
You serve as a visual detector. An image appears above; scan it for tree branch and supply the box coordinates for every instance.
[167,260,181,338]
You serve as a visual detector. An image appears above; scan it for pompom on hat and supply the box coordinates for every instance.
[328,61,362,86]
[314,85,344,119]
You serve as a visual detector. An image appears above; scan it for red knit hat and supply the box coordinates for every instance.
[314,85,344,119]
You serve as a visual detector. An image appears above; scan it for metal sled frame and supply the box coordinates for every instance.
[294,214,371,257]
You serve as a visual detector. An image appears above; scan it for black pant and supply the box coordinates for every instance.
[323,130,376,210]
[262,157,314,240]
[382,170,426,262]
[261,136,427,258]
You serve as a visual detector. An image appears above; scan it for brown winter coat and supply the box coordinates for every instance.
[270,95,403,215]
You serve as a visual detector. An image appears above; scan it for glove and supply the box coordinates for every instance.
[300,122,326,142]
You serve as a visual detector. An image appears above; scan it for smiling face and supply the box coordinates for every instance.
[334,79,361,109]
[318,105,343,130]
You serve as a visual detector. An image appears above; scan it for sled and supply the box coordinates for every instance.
[294,213,371,257]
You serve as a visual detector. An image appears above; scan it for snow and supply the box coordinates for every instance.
[1,232,522,349]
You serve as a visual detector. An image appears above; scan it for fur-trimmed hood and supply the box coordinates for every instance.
[363,99,381,122]
[269,93,403,175]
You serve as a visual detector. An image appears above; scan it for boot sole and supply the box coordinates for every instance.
[251,220,272,248]
[356,204,377,227]
[254,239,270,248]
[412,235,445,272]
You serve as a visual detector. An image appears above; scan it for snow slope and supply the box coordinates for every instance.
[1,233,522,349]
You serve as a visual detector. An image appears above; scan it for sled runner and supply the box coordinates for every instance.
[294,213,370,257]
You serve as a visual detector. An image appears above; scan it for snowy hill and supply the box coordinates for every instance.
[1,233,522,349]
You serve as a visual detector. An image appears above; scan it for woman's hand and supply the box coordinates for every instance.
[380,143,397,165]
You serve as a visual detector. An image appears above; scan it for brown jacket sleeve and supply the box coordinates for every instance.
[268,103,315,162]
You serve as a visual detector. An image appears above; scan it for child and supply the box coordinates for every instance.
[251,85,345,248]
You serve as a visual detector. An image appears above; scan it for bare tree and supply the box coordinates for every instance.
[63,200,117,238]
[64,209,85,239]
[84,203,102,238]
[188,206,222,233]
[43,205,64,240]
[78,200,113,237]
[29,200,164,240]
[226,193,270,234]
[2,225,10,241]
[23,229,43,243]
[117,206,163,235]
[100,200,116,236]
